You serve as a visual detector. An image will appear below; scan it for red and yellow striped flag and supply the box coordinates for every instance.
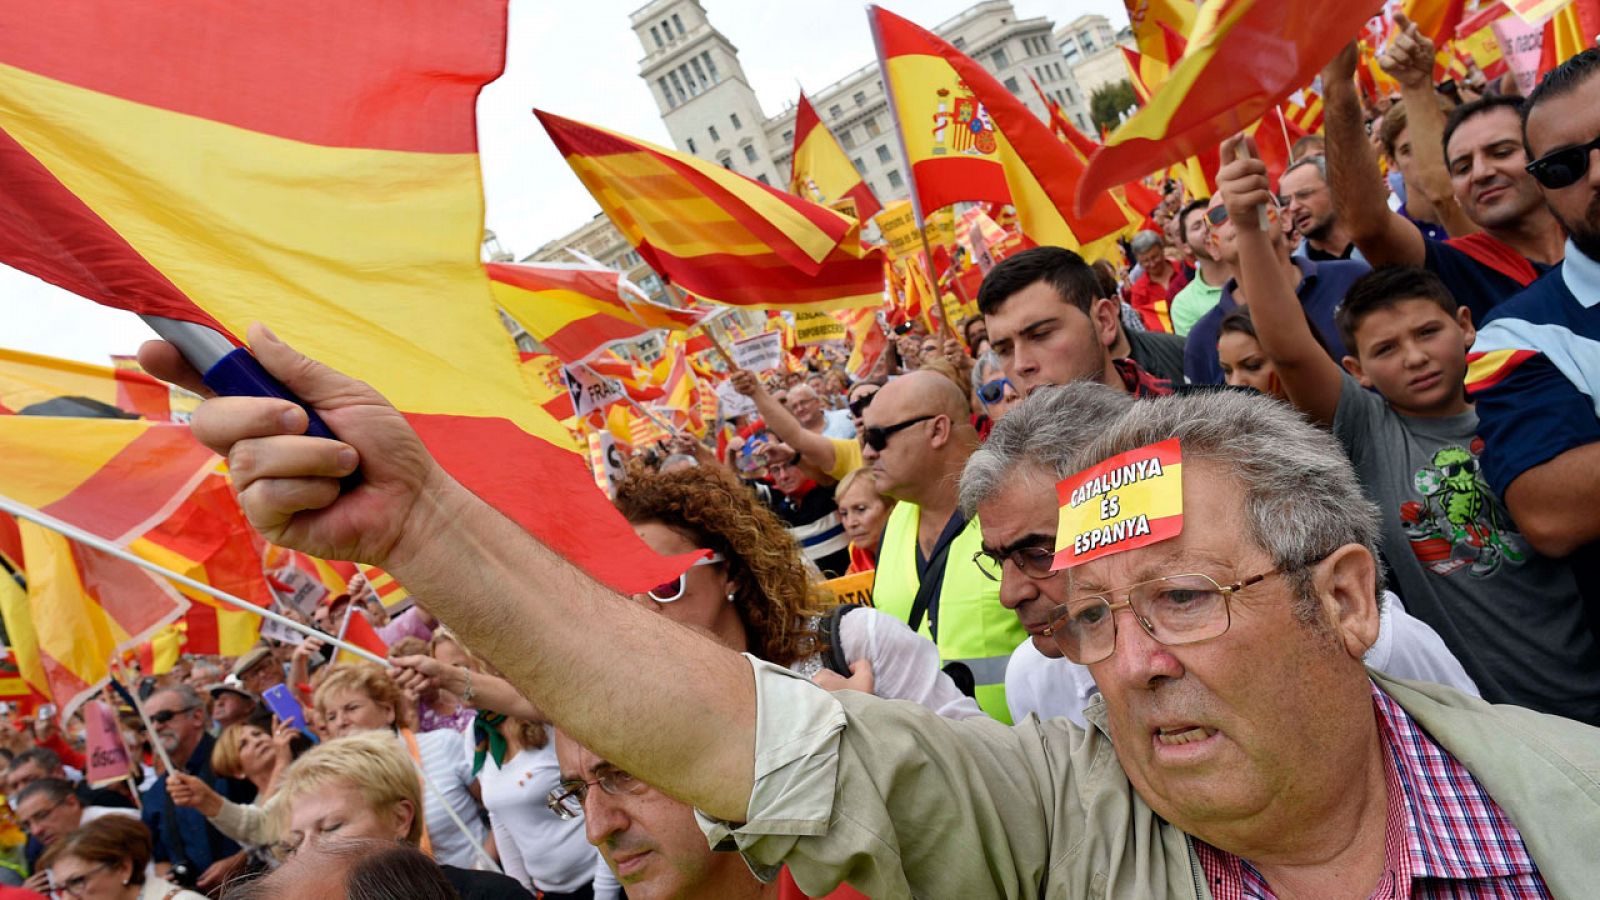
[870,6,1140,260]
[1079,0,1385,209]
[538,111,883,312]
[0,347,193,420]
[1125,0,1197,91]
[0,1,689,594]
[489,262,706,365]
[790,92,883,222]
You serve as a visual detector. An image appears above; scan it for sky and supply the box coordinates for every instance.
[1,0,1123,366]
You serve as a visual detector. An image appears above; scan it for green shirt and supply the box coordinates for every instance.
[1170,275,1224,338]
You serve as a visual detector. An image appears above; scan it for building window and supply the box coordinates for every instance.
[952,37,966,50]
[758,173,771,185]
[864,116,880,137]
[701,52,719,82]
[650,26,662,49]
[730,112,741,129]
[1064,87,1074,104]
[690,57,709,88]
[886,169,904,189]
[708,124,720,142]
[687,137,697,154]
[991,48,1008,68]
[782,129,793,143]
[718,154,733,169]
[840,129,856,149]
[1004,76,1021,94]
[682,64,701,96]
[661,19,672,40]
[828,104,843,119]
[743,144,758,162]
[875,144,891,163]
[659,77,677,109]
[852,157,865,173]
[671,13,684,35]
[853,90,867,107]
[667,71,687,104]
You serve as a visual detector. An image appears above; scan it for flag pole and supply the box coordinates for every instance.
[0,493,389,667]
[671,284,739,369]
[107,663,175,777]
[578,363,681,438]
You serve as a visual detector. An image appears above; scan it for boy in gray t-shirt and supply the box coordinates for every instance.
[1218,145,1600,723]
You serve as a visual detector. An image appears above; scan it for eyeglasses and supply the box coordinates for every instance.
[645,554,725,603]
[1042,569,1282,665]
[861,415,935,452]
[49,862,108,898]
[972,545,1059,582]
[976,378,1011,407]
[1205,205,1229,227]
[848,391,878,417]
[18,798,64,833]
[148,705,199,726]
[1526,133,1600,189]
[546,767,649,820]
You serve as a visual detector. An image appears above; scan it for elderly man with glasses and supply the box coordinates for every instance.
[145,325,1600,898]
[13,778,140,895]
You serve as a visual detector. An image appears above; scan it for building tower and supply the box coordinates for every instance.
[630,0,783,187]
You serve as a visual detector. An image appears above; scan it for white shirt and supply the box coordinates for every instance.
[791,606,986,720]
[1006,591,1480,727]
[412,727,488,869]
[467,727,617,896]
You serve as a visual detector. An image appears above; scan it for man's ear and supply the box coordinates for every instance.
[1313,543,1380,659]
[1340,354,1373,389]
[926,413,953,450]
[1091,298,1120,349]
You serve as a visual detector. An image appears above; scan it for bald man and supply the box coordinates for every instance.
[859,371,1027,720]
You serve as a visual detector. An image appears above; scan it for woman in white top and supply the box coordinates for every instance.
[40,815,207,900]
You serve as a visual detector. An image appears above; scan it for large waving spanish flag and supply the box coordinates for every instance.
[790,92,882,222]
[0,1,689,594]
[488,261,706,365]
[870,6,1138,259]
[1077,0,1385,211]
[538,111,884,311]
[1124,0,1196,92]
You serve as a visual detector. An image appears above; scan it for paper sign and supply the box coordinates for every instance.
[561,365,626,417]
[1053,439,1184,569]
[261,613,307,646]
[731,331,784,373]
[822,570,875,607]
[794,311,847,345]
[1502,0,1566,27]
[84,701,131,786]
[874,201,921,260]
[268,566,328,616]
[1490,15,1544,95]
[716,380,758,418]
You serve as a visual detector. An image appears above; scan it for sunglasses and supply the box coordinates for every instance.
[149,705,199,726]
[861,415,934,452]
[977,378,1011,406]
[1526,134,1600,189]
[848,391,878,417]
[646,554,725,603]
[1205,205,1229,226]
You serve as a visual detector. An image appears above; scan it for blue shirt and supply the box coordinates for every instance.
[1424,238,1550,326]
[1183,256,1369,385]
[141,732,255,871]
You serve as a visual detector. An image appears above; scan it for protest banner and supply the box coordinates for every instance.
[794,311,847,345]
[1490,15,1544,94]
[561,364,627,418]
[874,201,921,260]
[822,570,875,607]
[1053,438,1185,569]
[731,331,785,373]
[84,700,132,786]
[717,380,759,419]
[267,565,329,617]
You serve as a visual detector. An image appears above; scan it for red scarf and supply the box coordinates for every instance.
[1444,232,1540,287]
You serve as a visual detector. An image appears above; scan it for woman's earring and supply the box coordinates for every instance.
[726,590,736,603]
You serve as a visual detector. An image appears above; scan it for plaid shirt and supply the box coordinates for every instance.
[1111,356,1173,398]
[1194,684,1549,898]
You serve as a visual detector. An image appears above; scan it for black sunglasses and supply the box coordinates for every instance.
[149,705,199,726]
[1205,205,1229,226]
[861,415,934,452]
[1526,134,1600,189]
[848,391,878,417]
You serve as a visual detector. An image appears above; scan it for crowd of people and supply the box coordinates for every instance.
[6,28,1600,900]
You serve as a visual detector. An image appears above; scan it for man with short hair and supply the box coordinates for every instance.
[859,370,1026,720]
[206,678,259,731]
[231,645,284,697]
[1469,48,1600,599]
[1377,98,1473,241]
[781,383,854,440]
[1281,156,1361,261]
[1324,31,1564,323]
[1168,198,1231,337]
[6,748,130,812]
[13,778,139,893]
[141,685,254,892]
[730,369,862,488]
[753,442,851,579]
[1125,230,1187,332]
[980,246,1173,399]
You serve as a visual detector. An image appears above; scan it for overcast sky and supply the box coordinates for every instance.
[2,0,1123,365]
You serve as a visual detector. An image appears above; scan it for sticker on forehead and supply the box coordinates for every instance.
[1053,438,1183,570]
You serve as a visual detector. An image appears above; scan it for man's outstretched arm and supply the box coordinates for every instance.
[1323,42,1427,267]
[143,326,757,821]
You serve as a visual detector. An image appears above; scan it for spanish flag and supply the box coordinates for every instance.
[870,6,1139,260]
[1464,348,1538,394]
[538,111,883,312]
[488,261,706,365]
[790,92,883,222]
[0,347,192,420]
[1124,0,1197,91]
[1078,0,1385,211]
[0,1,690,594]
[519,353,578,424]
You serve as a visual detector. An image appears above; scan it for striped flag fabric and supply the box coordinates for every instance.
[0,347,194,420]
[489,261,706,365]
[1124,0,1197,91]
[538,110,884,312]
[1078,0,1385,210]
[790,92,883,221]
[870,6,1140,260]
[0,0,691,594]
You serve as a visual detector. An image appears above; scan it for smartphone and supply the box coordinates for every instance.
[893,321,914,336]
[261,684,318,743]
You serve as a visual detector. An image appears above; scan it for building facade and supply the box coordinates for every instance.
[1057,14,1136,102]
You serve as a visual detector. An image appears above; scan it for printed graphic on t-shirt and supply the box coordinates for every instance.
[1398,438,1527,578]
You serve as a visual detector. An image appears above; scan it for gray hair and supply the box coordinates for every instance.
[1075,391,1384,619]
[970,349,1003,390]
[15,776,74,809]
[1285,154,1327,182]
[155,683,206,711]
[1129,230,1164,256]
[959,382,1136,518]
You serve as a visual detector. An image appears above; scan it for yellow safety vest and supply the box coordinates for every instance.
[872,502,1027,722]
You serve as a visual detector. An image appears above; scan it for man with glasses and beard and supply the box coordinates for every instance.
[141,686,254,892]
[1468,49,1600,608]
[857,370,1026,721]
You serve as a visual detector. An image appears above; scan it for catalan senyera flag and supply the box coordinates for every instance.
[1124,0,1196,91]
[15,521,186,715]
[870,6,1139,260]
[790,92,883,222]
[538,111,883,312]
[488,261,706,365]
[1078,0,1386,210]
[0,347,191,420]
[0,1,691,594]
[1285,90,1326,135]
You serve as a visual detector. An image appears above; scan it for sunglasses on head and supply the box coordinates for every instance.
[1526,134,1600,189]
[977,378,1011,406]
[646,553,725,603]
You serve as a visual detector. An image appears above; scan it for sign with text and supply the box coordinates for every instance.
[1490,15,1544,95]
[794,311,847,345]
[716,380,758,418]
[822,570,875,607]
[84,701,132,786]
[1053,439,1184,569]
[561,365,626,417]
[731,331,784,373]
[267,565,328,616]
